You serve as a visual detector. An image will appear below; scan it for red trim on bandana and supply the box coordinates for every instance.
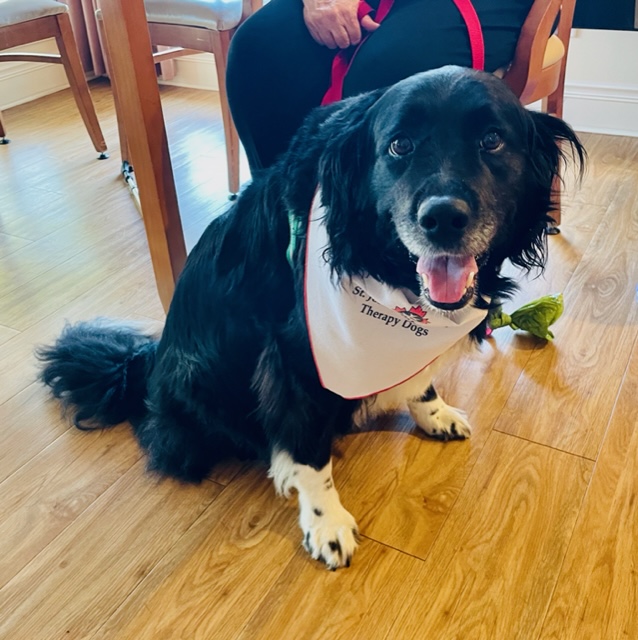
[303,193,329,393]
[321,0,485,106]
[302,193,439,400]
[303,191,493,400]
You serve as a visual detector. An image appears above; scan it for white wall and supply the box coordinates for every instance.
[2,29,637,137]
[0,39,69,110]
[563,29,638,137]
[160,52,219,91]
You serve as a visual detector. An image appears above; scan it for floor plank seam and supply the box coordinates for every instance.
[0,217,145,320]
[532,425,618,640]
[85,484,224,639]
[580,328,638,464]
[357,534,427,563]
[0,368,46,409]
[490,428,598,461]
[0,422,74,491]
[0,321,21,333]
[0,448,145,594]
[0,249,152,343]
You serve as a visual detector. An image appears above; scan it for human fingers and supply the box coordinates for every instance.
[360,14,380,32]
[342,12,363,46]
[304,14,337,48]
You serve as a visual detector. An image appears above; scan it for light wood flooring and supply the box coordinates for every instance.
[0,81,637,640]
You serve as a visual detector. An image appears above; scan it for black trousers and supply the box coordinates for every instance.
[227,0,533,171]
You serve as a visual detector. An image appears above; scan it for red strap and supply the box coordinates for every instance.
[322,0,394,105]
[357,0,375,21]
[322,0,485,106]
[451,0,485,71]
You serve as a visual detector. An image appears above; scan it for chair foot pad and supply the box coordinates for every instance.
[547,224,561,235]
[98,151,109,160]
[0,137,10,145]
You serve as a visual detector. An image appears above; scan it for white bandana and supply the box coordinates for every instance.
[304,192,488,399]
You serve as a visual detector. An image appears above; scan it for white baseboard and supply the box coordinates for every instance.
[563,82,638,137]
[0,39,69,111]
[159,53,219,91]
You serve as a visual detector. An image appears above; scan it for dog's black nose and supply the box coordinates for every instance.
[419,197,471,242]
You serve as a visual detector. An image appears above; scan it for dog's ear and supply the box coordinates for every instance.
[310,90,385,275]
[277,90,383,220]
[317,89,385,213]
[528,110,586,194]
[509,110,586,272]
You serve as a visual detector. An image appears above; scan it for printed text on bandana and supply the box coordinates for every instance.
[304,189,488,398]
[352,285,430,338]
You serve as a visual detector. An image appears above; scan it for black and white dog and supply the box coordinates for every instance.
[38,67,584,570]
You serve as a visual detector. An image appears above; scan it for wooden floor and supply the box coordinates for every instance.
[0,81,637,640]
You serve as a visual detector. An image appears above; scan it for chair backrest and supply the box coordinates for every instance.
[502,0,577,116]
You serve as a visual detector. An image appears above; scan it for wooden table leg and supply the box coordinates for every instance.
[98,0,187,312]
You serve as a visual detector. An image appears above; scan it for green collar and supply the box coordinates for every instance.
[287,210,303,268]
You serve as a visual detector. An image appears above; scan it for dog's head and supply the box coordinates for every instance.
[303,66,585,313]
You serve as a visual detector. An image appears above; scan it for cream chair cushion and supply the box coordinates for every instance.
[144,0,243,32]
[0,0,68,28]
[543,34,565,68]
[494,34,565,78]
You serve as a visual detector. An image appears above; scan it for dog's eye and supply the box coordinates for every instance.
[389,137,414,157]
[480,131,503,152]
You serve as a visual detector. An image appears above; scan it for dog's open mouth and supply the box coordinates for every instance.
[416,255,477,311]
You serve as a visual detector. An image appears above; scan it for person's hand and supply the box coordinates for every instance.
[303,0,379,50]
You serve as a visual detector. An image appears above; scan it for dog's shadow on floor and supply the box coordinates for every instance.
[355,412,419,436]
[332,412,433,465]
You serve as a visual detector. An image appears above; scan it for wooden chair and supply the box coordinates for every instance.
[97,0,578,312]
[502,0,578,231]
[98,0,260,198]
[0,0,107,157]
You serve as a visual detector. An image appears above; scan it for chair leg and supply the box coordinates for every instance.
[109,55,139,205]
[0,110,9,144]
[541,96,562,233]
[96,13,131,176]
[55,12,108,158]
[111,72,137,200]
[546,91,564,120]
[548,172,562,233]
[211,29,240,196]
[99,0,186,312]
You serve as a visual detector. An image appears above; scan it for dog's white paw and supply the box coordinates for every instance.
[300,501,359,570]
[270,452,359,569]
[409,392,471,441]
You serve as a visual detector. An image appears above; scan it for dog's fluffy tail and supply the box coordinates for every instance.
[37,320,158,429]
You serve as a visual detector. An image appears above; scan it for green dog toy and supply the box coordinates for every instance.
[488,293,564,341]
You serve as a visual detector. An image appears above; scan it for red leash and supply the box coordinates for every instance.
[452,0,485,71]
[321,0,485,105]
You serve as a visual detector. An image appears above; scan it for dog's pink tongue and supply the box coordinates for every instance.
[417,255,477,304]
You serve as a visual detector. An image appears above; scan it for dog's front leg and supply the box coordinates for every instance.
[408,384,471,441]
[269,449,358,570]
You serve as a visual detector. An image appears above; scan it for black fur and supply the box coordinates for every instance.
[38,320,156,430]
[37,67,584,485]
[419,385,438,403]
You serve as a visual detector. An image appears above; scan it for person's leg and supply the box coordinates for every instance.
[227,0,335,171]
[343,0,534,97]
[227,0,534,170]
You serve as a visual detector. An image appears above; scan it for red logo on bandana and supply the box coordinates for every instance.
[394,305,430,324]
